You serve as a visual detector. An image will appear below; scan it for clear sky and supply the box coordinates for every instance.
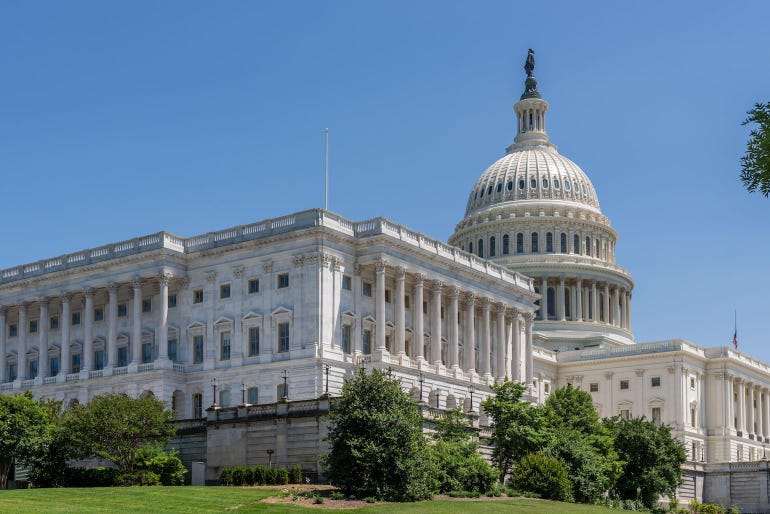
[1,2,769,360]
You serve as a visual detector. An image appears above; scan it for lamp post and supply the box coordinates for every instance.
[468,383,475,413]
[211,377,219,409]
[324,363,330,395]
[435,388,441,409]
[359,360,367,374]
[418,372,425,403]
[387,366,393,378]
[240,382,247,406]
[281,369,289,400]
[266,449,274,469]
[763,441,768,460]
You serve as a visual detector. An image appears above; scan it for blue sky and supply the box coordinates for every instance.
[1,2,769,359]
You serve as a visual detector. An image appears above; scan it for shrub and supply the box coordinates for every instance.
[64,467,120,487]
[509,453,572,502]
[313,495,324,504]
[288,465,302,484]
[135,446,187,486]
[330,491,346,500]
[363,497,377,503]
[264,467,278,485]
[275,468,289,485]
[117,470,160,486]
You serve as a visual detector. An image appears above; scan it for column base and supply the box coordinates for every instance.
[371,348,391,363]
[154,358,172,370]
[450,366,463,379]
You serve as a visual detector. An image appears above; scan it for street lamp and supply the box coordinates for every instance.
[240,383,247,406]
[359,360,367,374]
[468,383,475,413]
[763,441,768,460]
[211,378,219,409]
[281,369,289,400]
[324,364,331,395]
[266,449,274,469]
[435,388,441,409]
[418,372,425,403]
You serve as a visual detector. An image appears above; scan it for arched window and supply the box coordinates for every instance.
[487,185,493,195]
[496,183,502,193]
[489,236,496,257]
[543,178,549,189]
[507,181,513,191]
[531,232,539,253]
[478,239,484,258]
[469,241,473,254]
[546,232,554,253]
[534,286,541,318]
[560,233,567,253]
[480,188,484,198]
[564,180,571,191]
[585,236,591,257]
[530,178,537,189]
[502,234,510,255]
[547,287,556,319]
[554,179,560,189]
[574,234,580,255]
[518,179,525,190]
[516,233,524,253]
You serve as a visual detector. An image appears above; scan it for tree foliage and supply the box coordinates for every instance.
[509,452,572,502]
[64,393,177,474]
[604,416,686,508]
[323,369,433,501]
[740,102,770,196]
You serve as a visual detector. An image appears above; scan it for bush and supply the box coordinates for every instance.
[288,465,302,484]
[64,467,120,487]
[430,439,498,494]
[313,495,324,504]
[509,453,573,502]
[135,446,187,486]
[117,470,160,486]
[330,491,346,500]
[275,468,289,485]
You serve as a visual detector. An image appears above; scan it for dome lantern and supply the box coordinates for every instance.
[509,49,552,151]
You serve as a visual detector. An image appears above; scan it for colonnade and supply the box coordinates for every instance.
[534,275,631,330]
[722,375,770,442]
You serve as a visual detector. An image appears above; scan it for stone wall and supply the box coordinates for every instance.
[703,460,770,513]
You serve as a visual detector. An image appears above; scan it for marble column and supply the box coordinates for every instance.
[724,374,734,432]
[430,281,443,365]
[540,277,548,320]
[576,279,583,321]
[463,293,476,374]
[764,389,770,442]
[375,260,387,352]
[737,379,746,434]
[611,287,619,326]
[17,304,28,380]
[591,281,598,323]
[158,274,170,362]
[749,384,756,437]
[603,284,610,324]
[394,267,406,356]
[511,309,521,382]
[557,277,566,321]
[524,313,534,386]
[0,307,6,382]
[60,295,72,376]
[496,304,506,382]
[413,274,424,361]
[82,289,94,372]
[626,291,632,331]
[38,299,49,378]
[448,286,459,370]
[107,283,119,368]
[480,298,491,379]
[131,280,143,365]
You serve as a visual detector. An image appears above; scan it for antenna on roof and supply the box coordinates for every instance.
[324,128,329,211]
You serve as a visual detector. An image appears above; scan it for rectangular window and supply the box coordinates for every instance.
[219,390,230,408]
[142,342,153,364]
[192,393,203,418]
[248,278,260,294]
[94,350,104,370]
[363,329,372,354]
[29,360,38,379]
[278,322,290,352]
[142,299,152,313]
[620,379,629,390]
[691,408,696,427]
[620,409,630,420]
[342,325,352,354]
[117,304,127,317]
[49,357,59,377]
[220,332,231,360]
[362,282,372,297]
[219,284,231,299]
[277,273,289,289]
[29,320,38,333]
[168,339,178,363]
[8,363,17,381]
[193,289,204,304]
[404,295,411,308]
[193,335,204,364]
[385,289,392,303]
[652,407,661,425]
[651,376,661,387]
[71,354,81,374]
[168,294,177,308]
[423,301,428,314]
[9,324,17,337]
[589,383,599,392]
[248,387,259,405]
[50,316,60,330]
[342,275,352,291]
[249,327,260,356]
[94,308,104,322]
[71,312,81,326]
[117,347,128,367]
[544,383,551,394]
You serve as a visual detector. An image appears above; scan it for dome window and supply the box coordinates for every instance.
[474,190,478,200]
[478,239,484,258]
[546,232,554,253]
[531,233,539,253]
[554,179,560,189]
[489,236,496,257]
[516,233,524,253]
[581,184,587,195]
[487,186,493,195]
[496,183,502,193]
[502,234,510,254]
[480,189,484,198]
[573,234,580,255]
[560,233,567,253]
[543,178,549,189]
[585,236,592,257]
[530,178,537,189]
[564,180,571,191]
[518,179,525,190]
[507,181,513,191]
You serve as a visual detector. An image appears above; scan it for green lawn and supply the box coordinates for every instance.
[0,487,622,513]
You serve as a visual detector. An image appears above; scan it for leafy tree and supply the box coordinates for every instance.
[322,369,434,501]
[0,392,56,488]
[481,380,551,478]
[25,399,76,487]
[604,416,686,508]
[740,102,770,196]
[509,452,572,502]
[135,446,187,485]
[65,393,177,474]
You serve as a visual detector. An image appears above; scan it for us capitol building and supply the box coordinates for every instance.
[2,52,769,506]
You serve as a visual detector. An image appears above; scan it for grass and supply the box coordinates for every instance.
[0,487,623,513]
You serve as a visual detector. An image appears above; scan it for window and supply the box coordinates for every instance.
[49,357,59,377]
[691,407,696,427]
[478,239,484,258]
[503,234,510,254]
[118,304,127,317]
[219,390,230,408]
[168,294,177,308]
[546,232,554,253]
[589,383,599,392]
[342,275,352,291]
[385,290,392,303]
[168,339,178,363]
[8,363,17,381]
[277,273,290,288]
[489,236,496,257]
[423,301,428,314]
[404,295,411,308]
[651,407,661,425]
[573,234,580,255]
[620,379,629,390]
[9,324,17,337]
[94,350,104,371]
[363,329,372,354]
[142,299,152,313]
[248,387,259,405]
[585,236,592,257]
[468,241,473,254]
[516,233,524,253]
[50,316,60,330]
[248,278,260,294]
[249,327,260,356]
[554,178,560,189]
[651,376,661,387]
[531,232,539,253]
[564,180,571,191]
[542,178,549,188]
[507,180,513,191]
[94,308,104,322]
[362,282,372,297]
[193,289,204,304]
[192,393,203,418]
[278,322,290,352]
[690,377,696,389]
[487,185,492,195]
[342,325,352,354]
[496,183,502,193]
[141,343,153,364]
[277,383,287,400]
[29,320,38,333]
[219,284,231,299]
[118,347,128,367]
[71,354,81,374]
[193,335,204,364]
[518,179,525,190]
[28,359,38,379]
[560,233,567,253]
[620,409,630,420]
[220,332,231,360]
[530,178,537,189]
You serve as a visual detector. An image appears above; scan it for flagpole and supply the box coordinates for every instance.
[324,128,329,211]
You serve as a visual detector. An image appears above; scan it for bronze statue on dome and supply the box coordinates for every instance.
[524,48,535,77]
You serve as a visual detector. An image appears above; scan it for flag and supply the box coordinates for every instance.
[732,330,738,349]
[733,310,738,349]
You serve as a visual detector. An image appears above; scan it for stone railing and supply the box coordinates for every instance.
[138,363,154,372]
[89,370,103,379]
[172,363,185,373]
[65,373,80,382]
[21,379,35,388]
[0,382,14,391]
[556,339,698,363]
[43,376,56,385]
[113,367,128,376]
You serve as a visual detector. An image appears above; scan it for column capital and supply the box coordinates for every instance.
[232,266,245,278]
[635,368,645,377]
[431,280,443,293]
[374,259,387,273]
[158,272,172,285]
[394,266,406,279]
[522,311,534,322]
[262,261,274,274]
[61,292,74,303]
[131,278,144,290]
[331,256,343,272]
[83,287,95,298]
[36,296,51,307]
[508,306,521,318]
[495,303,506,315]
[463,292,476,306]
[292,254,305,268]
[206,271,218,283]
[0,305,6,315]
[108,282,120,294]
[413,273,424,287]
[448,285,460,299]
[605,371,615,379]
[177,277,190,289]
[479,297,490,310]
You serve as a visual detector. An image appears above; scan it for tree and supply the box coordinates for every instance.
[740,102,770,196]
[604,416,686,508]
[64,393,177,474]
[509,452,572,502]
[25,399,76,487]
[481,380,551,479]
[0,392,56,488]
[322,369,434,501]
